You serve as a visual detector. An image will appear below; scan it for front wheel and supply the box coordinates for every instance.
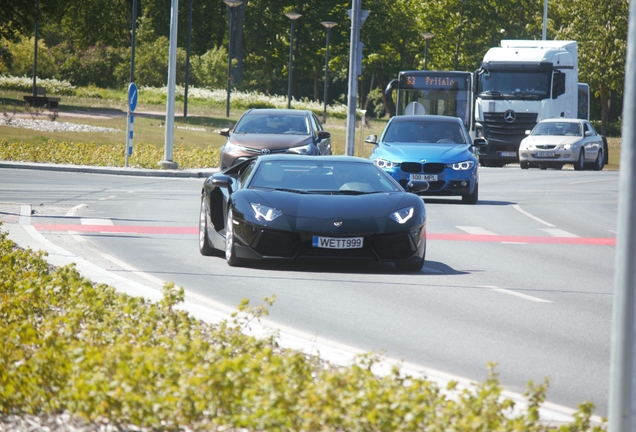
[462,182,478,205]
[199,196,215,256]
[520,162,529,169]
[573,149,585,171]
[225,208,243,267]
[593,147,605,171]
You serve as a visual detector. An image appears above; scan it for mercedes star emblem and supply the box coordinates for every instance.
[503,110,516,123]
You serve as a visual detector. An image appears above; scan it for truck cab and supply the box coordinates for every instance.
[474,40,579,167]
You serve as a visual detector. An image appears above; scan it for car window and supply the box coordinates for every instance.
[310,114,323,135]
[249,160,401,193]
[235,161,256,189]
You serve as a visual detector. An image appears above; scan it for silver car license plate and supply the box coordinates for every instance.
[535,151,556,157]
[312,236,363,249]
[499,151,517,157]
[409,174,438,181]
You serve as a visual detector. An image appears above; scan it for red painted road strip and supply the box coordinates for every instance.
[33,224,616,246]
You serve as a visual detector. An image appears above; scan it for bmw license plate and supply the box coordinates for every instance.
[498,151,517,157]
[535,151,555,157]
[409,174,438,181]
[312,236,363,249]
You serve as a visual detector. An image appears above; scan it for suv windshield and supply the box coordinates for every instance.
[234,113,309,135]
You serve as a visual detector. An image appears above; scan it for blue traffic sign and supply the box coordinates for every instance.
[128,82,138,112]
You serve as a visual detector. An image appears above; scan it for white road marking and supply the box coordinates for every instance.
[457,226,497,235]
[66,204,87,217]
[485,286,552,303]
[513,204,555,227]
[81,218,114,225]
[540,228,579,238]
[568,178,616,185]
[98,195,117,201]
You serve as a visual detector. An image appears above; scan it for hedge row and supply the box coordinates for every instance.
[0,226,606,431]
[0,140,220,170]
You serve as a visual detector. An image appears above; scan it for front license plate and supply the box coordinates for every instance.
[498,151,517,157]
[535,151,555,157]
[409,174,438,181]
[312,236,363,249]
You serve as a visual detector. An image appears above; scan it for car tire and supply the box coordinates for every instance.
[395,255,425,272]
[462,182,478,205]
[573,149,585,171]
[199,196,215,256]
[520,162,529,169]
[225,208,242,267]
[593,147,605,171]
[539,163,548,170]
[554,163,564,170]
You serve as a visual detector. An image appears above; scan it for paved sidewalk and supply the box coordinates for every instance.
[0,160,219,178]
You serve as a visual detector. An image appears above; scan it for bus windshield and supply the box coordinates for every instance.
[395,72,472,128]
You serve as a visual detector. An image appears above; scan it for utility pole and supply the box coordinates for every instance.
[160,0,179,169]
[345,0,368,156]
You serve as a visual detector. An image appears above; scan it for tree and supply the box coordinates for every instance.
[553,0,628,134]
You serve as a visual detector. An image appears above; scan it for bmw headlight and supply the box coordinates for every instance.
[373,159,400,169]
[449,161,474,170]
[251,203,283,221]
[287,143,313,154]
[390,206,414,224]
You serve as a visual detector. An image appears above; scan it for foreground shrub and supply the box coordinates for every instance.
[0,226,606,431]
[0,140,220,169]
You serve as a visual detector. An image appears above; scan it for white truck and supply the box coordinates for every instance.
[474,40,589,167]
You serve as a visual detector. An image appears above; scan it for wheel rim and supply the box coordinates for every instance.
[199,200,206,250]
[225,209,234,262]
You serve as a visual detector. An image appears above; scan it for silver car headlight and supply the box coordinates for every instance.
[286,143,313,154]
[373,158,400,169]
[563,143,579,150]
[251,203,283,221]
[390,206,414,224]
[449,161,474,170]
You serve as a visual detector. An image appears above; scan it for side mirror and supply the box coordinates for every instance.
[406,180,429,193]
[525,130,531,136]
[218,128,231,137]
[365,134,378,144]
[471,137,488,147]
[552,71,566,99]
[211,174,232,189]
[585,130,592,137]
[317,130,331,140]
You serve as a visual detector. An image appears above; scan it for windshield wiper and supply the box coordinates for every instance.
[272,187,309,194]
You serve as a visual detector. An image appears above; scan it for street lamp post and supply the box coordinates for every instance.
[421,32,434,70]
[320,21,337,124]
[224,0,243,118]
[285,12,302,109]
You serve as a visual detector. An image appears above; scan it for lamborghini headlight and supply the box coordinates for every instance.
[251,203,283,221]
[390,206,414,224]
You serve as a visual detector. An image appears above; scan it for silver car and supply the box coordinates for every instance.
[518,118,606,170]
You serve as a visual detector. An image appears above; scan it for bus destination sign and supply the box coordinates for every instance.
[401,74,469,90]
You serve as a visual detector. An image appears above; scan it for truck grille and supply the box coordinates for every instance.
[483,112,537,145]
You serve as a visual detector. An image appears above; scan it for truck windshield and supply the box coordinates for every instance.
[478,70,551,100]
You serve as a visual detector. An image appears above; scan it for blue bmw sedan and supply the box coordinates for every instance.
[366,115,487,204]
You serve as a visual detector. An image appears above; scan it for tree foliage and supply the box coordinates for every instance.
[0,0,627,122]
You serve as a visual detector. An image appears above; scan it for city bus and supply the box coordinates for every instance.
[385,70,475,136]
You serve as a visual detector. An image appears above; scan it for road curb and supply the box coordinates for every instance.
[0,161,219,178]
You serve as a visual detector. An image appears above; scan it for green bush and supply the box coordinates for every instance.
[52,42,127,88]
[0,226,606,430]
[1,37,58,79]
[190,46,228,89]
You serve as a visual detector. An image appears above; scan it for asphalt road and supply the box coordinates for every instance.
[0,165,617,418]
